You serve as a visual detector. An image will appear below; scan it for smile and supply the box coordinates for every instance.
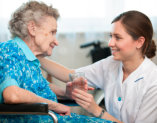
[112,49,120,52]
[50,45,54,49]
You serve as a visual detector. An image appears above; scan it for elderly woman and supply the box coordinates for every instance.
[0,1,113,123]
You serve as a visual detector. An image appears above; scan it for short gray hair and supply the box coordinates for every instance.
[9,1,60,40]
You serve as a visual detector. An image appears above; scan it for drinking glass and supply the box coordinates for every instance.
[69,72,86,91]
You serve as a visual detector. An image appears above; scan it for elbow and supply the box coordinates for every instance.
[3,86,20,104]
[4,93,19,104]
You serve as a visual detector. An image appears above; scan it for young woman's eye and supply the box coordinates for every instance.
[109,34,112,38]
[115,36,121,40]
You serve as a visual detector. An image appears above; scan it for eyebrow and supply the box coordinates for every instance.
[110,33,121,37]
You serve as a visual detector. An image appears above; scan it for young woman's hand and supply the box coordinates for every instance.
[72,88,102,117]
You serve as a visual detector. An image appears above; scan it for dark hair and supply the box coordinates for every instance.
[112,10,156,58]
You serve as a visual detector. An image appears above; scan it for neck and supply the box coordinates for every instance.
[122,55,144,76]
[23,37,42,57]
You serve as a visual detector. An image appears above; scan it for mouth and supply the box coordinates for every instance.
[50,45,54,49]
[111,49,120,54]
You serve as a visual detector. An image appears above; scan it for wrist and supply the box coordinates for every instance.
[48,101,57,110]
[98,108,106,118]
[93,106,102,117]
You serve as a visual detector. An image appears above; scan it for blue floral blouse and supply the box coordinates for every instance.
[0,37,114,123]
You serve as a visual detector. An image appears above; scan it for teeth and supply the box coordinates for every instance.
[112,50,119,52]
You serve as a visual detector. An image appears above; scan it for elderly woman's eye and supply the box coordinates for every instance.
[51,30,57,35]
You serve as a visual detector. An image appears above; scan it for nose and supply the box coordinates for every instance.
[108,38,115,47]
[53,38,59,46]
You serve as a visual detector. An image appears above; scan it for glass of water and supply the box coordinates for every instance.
[69,72,86,91]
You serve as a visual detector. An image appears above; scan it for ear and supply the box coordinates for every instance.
[27,21,36,36]
[136,36,145,49]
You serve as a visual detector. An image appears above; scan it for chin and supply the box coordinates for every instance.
[113,55,121,61]
[46,53,52,56]
[47,51,52,56]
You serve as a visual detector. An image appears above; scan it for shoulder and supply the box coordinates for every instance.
[98,55,121,70]
[0,40,25,60]
[143,58,157,77]
[142,58,157,86]
[0,40,18,54]
[96,55,120,64]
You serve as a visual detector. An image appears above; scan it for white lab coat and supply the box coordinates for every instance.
[75,56,157,123]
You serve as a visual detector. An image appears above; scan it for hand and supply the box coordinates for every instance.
[65,78,94,99]
[72,88,102,117]
[51,102,71,116]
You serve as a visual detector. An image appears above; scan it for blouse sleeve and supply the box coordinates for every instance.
[0,53,21,103]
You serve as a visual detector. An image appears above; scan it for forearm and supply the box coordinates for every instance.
[72,89,122,123]
[94,106,123,123]
[49,83,67,99]
[102,112,123,123]
[38,57,74,82]
[3,86,58,110]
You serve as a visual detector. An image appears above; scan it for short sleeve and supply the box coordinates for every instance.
[0,52,21,103]
[0,77,19,102]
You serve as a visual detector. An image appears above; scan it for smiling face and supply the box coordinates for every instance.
[108,21,141,61]
[29,16,58,56]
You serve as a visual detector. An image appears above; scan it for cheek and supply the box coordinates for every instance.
[35,32,46,45]
[118,41,135,52]
[40,34,51,47]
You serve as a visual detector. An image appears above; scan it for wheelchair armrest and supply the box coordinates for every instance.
[0,103,48,114]
[0,103,58,123]
[58,99,78,106]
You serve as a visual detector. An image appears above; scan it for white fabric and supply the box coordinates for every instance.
[76,56,157,123]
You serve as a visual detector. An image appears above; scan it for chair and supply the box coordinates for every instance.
[0,99,77,123]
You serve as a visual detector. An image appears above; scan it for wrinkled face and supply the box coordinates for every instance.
[34,16,58,56]
[108,21,139,61]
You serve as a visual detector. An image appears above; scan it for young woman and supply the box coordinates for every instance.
[39,11,157,123]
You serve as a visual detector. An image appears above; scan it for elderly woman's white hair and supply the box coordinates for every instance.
[9,1,60,40]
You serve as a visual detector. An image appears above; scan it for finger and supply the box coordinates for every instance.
[60,113,65,116]
[67,82,72,87]
[72,91,90,102]
[84,80,88,90]
[74,96,89,106]
[74,88,90,97]
[74,77,87,85]
[65,111,71,115]
[88,87,95,90]
[75,98,90,110]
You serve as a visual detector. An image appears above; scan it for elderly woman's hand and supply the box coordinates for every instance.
[51,102,71,116]
[65,78,93,99]
[72,88,102,117]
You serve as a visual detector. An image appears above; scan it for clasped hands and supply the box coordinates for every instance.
[65,77,102,117]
